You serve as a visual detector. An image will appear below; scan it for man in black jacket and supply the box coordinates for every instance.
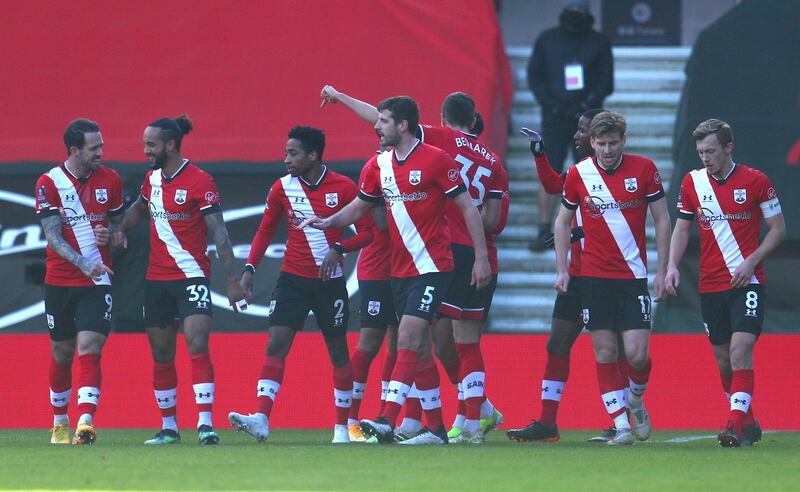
[527,0,613,250]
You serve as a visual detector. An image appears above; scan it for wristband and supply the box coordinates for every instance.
[243,264,256,275]
[332,243,346,255]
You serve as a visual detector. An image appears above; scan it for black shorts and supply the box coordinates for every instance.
[44,284,112,342]
[440,244,484,320]
[480,274,499,321]
[552,276,582,323]
[580,277,651,332]
[391,272,452,322]
[359,280,398,329]
[700,285,765,345]
[144,278,213,328]
[268,272,349,336]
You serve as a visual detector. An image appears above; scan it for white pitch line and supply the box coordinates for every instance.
[662,430,777,443]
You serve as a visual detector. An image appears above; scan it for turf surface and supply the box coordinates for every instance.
[1,429,799,491]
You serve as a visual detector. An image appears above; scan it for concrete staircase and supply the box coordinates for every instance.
[488,46,691,333]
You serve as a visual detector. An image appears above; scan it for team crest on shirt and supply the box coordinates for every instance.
[733,188,747,204]
[409,170,422,185]
[95,188,108,203]
[367,301,381,316]
[325,192,339,208]
[624,177,638,193]
[175,189,187,204]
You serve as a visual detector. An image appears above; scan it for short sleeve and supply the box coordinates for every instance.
[35,175,60,217]
[140,176,151,204]
[486,164,505,200]
[197,172,222,216]
[676,173,695,221]
[433,151,466,198]
[108,170,125,215]
[756,172,782,218]
[561,166,580,210]
[358,157,384,203]
[645,160,665,202]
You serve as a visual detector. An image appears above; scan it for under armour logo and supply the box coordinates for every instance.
[64,194,76,201]
[605,398,618,407]
[197,301,208,309]
[702,194,713,202]
[745,309,757,317]
[337,398,351,404]
[418,303,430,312]
[592,184,603,192]
[157,397,171,403]
[197,392,211,398]
[293,196,305,203]
[733,398,747,405]
[387,389,399,395]
[542,386,549,392]
[353,388,363,395]
[258,387,276,395]
[53,397,67,402]
[87,392,99,398]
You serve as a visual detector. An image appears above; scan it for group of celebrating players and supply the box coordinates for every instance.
[37,83,784,449]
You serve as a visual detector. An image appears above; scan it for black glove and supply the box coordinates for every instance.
[544,227,584,249]
[520,127,545,156]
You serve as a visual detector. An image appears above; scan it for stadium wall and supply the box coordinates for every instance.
[2,334,797,430]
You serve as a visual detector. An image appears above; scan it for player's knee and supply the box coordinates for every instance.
[266,336,291,358]
[357,332,382,356]
[434,342,456,363]
[594,345,618,363]
[546,335,572,357]
[625,349,648,369]
[51,344,75,365]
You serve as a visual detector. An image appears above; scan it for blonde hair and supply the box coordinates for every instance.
[589,111,626,138]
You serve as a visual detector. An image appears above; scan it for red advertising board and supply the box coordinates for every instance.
[2,334,797,430]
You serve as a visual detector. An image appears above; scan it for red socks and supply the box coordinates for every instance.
[349,348,374,420]
[627,358,651,396]
[333,363,353,426]
[415,356,443,429]
[729,369,754,433]
[456,343,485,422]
[379,351,397,415]
[190,352,214,414]
[49,357,72,417]
[153,361,178,418]
[256,356,285,417]
[382,349,417,427]
[596,361,626,419]
[76,353,102,417]
[539,353,569,425]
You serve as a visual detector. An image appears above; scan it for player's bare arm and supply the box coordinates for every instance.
[369,204,388,231]
[452,192,491,289]
[205,210,247,311]
[300,196,372,230]
[111,196,149,248]
[665,218,691,297]
[731,212,785,289]
[40,214,113,278]
[319,85,379,124]
[553,204,575,293]
[481,197,501,233]
[649,197,672,301]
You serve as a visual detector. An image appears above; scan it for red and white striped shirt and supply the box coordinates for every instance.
[140,160,221,281]
[677,164,781,293]
[246,167,365,279]
[359,142,466,278]
[356,164,391,281]
[35,163,124,286]
[562,154,664,279]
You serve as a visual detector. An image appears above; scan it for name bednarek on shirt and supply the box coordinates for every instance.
[454,137,497,164]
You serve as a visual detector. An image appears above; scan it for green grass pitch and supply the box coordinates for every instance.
[1,429,799,491]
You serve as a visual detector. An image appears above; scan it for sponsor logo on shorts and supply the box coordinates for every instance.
[582,308,590,324]
[367,300,381,316]
[268,300,276,315]
[46,314,54,330]
[703,322,709,336]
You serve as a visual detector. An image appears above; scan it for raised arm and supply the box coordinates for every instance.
[319,85,379,125]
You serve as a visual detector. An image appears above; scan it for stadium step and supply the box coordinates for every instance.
[487,46,689,333]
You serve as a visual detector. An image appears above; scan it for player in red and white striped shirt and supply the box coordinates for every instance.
[665,119,784,447]
[304,96,491,445]
[36,118,123,445]
[113,115,246,446]
[555,111,671,445]
[227,126,371,444]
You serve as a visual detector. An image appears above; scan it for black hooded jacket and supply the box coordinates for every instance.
[526,9,614,120]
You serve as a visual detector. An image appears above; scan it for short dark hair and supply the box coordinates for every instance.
[581,108,607,122]
[288,126,325,160]
[692,118,734,147]
[471,111,484,137]
[377,96,419,134]
[63,118,100,153]
[442,92,476,128]
[590,111,626,138]
[149,114,193,150]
